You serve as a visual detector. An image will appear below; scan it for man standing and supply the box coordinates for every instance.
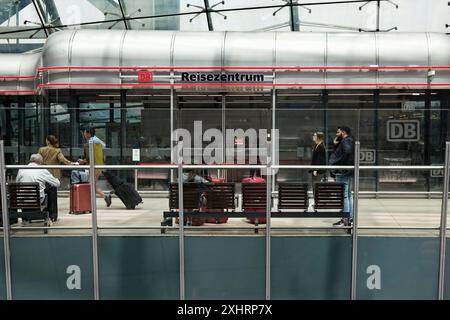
[329,126,355,227]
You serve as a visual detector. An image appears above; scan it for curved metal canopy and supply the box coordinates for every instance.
[1,30,450,94]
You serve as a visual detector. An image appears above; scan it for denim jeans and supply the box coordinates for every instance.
[335,173,353,219]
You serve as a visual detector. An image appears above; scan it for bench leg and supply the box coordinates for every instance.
[44,218,49,235]
[254,219,259,234]
[160,218,173,234]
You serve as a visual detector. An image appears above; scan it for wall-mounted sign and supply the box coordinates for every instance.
[387,120,420,142]
[132,149,140,162]
[430,168,444,178]
[401,101,417,112]
[181,72,265,82]
[360,149,376,164]
[138,71,153,82]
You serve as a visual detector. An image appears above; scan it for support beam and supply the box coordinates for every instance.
[204,0,213,31]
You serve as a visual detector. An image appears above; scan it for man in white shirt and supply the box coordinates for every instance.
[16,154,61,204]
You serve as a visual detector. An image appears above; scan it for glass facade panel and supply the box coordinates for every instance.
[1,88,450,299]
[210,5,290,31]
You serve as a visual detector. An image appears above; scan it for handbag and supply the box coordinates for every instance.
[70,169,89,184]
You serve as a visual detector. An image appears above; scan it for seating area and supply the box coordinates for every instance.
[161,181,350,233]
[1,182,50,233]
[0,181,445,237]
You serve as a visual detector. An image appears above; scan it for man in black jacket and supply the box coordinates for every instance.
[329,126,355,227]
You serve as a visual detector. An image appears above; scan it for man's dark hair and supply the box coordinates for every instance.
[84,126,96,136]
[338,126,351,135]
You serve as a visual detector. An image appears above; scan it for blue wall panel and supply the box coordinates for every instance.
[10,236,94,299]
[185,236,265,299]
[1,234,446,299]
[0,237,5,300]
[444,238,450,300]
[357,237,440,299]
[98,236,179,299]
[271,236,352,299]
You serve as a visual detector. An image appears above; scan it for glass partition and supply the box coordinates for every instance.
[0,101,95,299]
[1,88,450,300]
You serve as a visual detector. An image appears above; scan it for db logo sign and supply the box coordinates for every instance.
[138,71,153,82]
[360,150,376,164]
[387,120,420,142]
[431,169,444,178]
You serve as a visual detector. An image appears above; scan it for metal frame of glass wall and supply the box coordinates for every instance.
[13,88,448,195]
[1,88,450,300]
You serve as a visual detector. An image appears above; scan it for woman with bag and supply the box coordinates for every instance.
[38,135,76,179]
[38,135,75,222]
[310,131,327,185]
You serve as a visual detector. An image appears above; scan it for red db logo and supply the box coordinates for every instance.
[138,71,153,82]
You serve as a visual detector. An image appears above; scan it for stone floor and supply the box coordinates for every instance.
[3,195,448,237]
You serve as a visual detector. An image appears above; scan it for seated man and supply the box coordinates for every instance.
[182,170,210,183]
[16,154,61,204]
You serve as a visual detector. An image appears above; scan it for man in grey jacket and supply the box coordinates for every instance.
[329,126,355,227]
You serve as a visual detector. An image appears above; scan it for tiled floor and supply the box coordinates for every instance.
[3,195,448,236]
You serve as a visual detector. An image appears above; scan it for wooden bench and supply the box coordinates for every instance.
[0,186,26,227]
[277,183,309,211]
[241,183,267,232]
[162,182,235,232]
[8,182,50,234]
[161,181,351,233]
[314,183,345,211]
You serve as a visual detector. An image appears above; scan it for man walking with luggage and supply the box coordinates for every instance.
[329,126,355,227]
[78,126,112,207]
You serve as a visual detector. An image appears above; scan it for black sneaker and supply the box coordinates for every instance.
[104,194,112,207]
[333,219,345,227]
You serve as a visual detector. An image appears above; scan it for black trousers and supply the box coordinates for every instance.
[45,184,58,222]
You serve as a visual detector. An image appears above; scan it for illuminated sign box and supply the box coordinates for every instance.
[138,71,153,82]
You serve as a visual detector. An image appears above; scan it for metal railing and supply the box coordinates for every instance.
[0,140,449,300]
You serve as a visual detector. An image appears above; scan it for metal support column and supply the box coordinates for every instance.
[265,142,272,300]
[18,96,25,164]
[120,90,127,167]
[323,90,329,164]
[221,95,226,180]
[170,86,174,182]
[351,141,361,300]
[0,141,12,300]
[271,89,276,192]
[374,90,379,197]
[40,95,50,149]
[438,141,450,299]
[88,141,100,300]
[289,0,300,31]
[69,92,78,160]
[425,89,432,197]
[177,141,185,300]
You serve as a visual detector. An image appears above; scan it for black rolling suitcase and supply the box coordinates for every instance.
[103,171,143,209]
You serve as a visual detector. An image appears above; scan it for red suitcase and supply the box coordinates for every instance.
[69,184,92,214]
[205,177,228,224]
[176,212,206,226]
[241,176,267,224]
